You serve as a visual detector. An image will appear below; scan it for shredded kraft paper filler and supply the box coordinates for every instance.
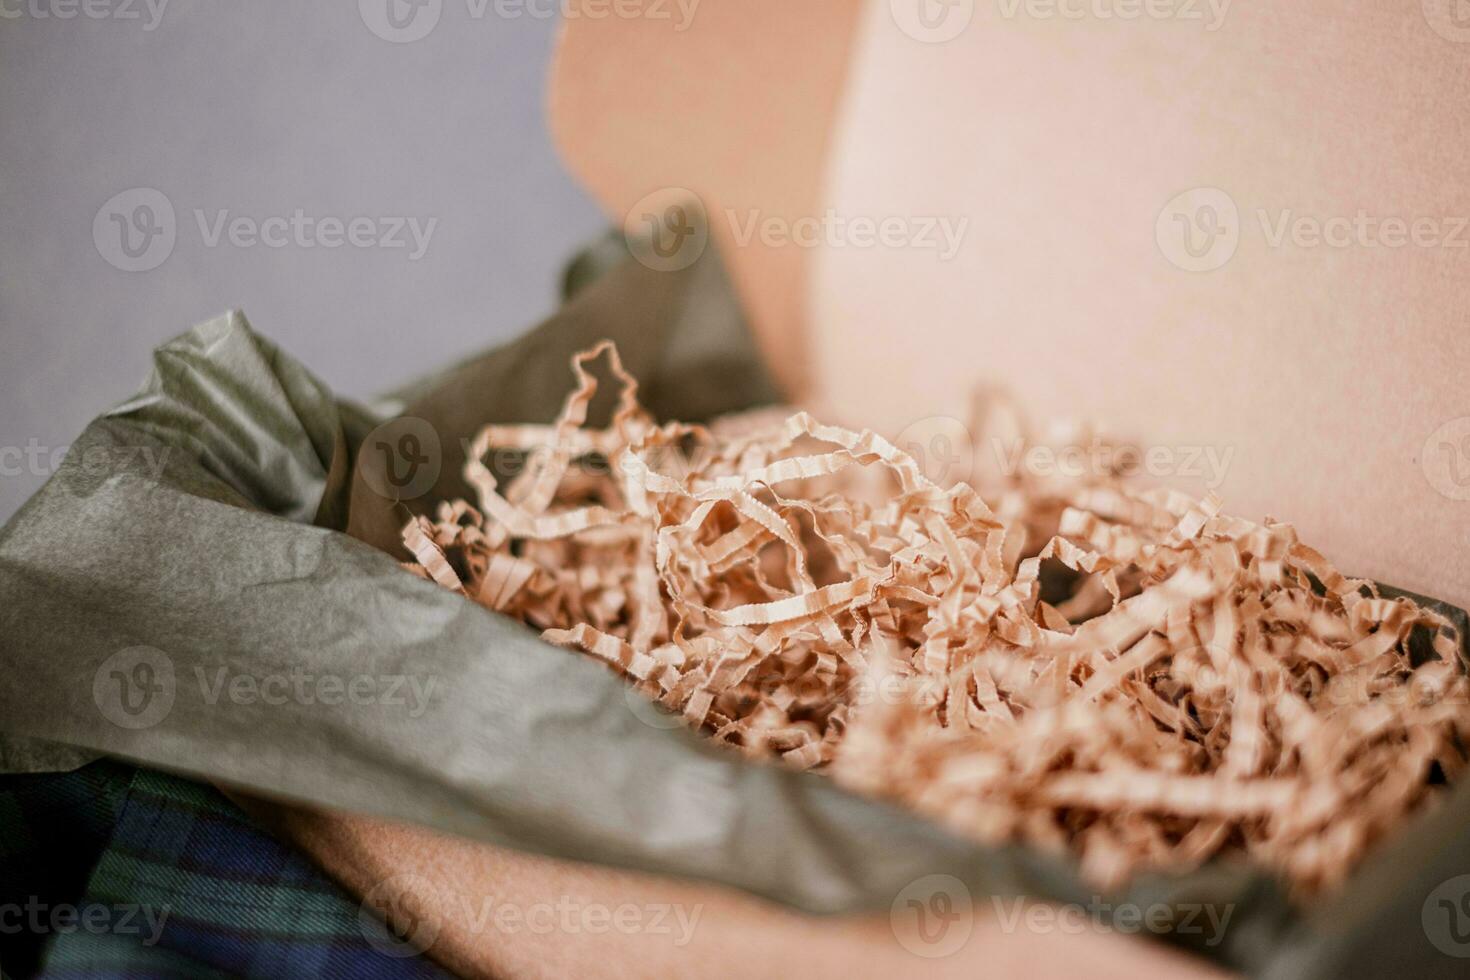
[403,340,1470,899]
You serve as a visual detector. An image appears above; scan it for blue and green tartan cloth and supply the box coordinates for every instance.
[0,760,452,979]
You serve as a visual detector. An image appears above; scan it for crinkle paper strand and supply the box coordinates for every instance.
[402,342,1470,896]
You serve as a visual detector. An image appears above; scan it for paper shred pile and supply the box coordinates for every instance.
[402,342,1470,894]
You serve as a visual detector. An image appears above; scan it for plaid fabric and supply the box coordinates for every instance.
[0,760,453,979]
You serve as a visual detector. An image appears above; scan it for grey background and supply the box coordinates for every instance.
[0,0,606,523]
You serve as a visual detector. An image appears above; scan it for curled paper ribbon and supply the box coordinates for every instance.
[403,342,1470,896]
